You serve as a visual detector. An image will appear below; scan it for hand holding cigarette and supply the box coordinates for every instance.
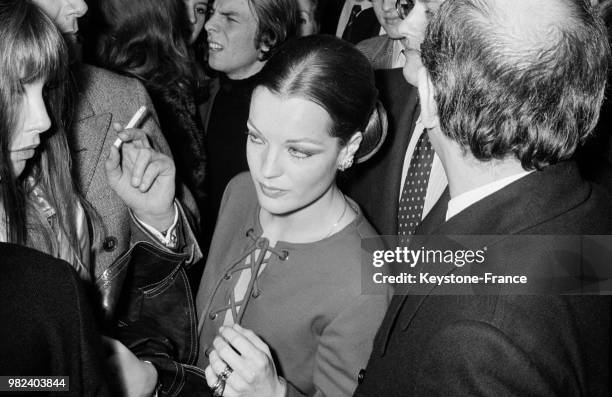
[105,106,177,231]
[113,106,148,149]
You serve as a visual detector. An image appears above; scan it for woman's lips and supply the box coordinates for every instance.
[11,143,39,159]
[11,149,36,161]
[259,182,287,198]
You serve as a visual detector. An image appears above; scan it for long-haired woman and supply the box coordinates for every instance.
[2,0,187,321]
[84,0,208,208]
[0,0,98,280]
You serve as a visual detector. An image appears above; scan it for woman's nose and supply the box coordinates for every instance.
[29,101,51,134]
[70,0,88,18]
[260,147,282,178]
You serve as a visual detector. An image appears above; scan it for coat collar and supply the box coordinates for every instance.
[377,161,591,355]
[369,36,395,70]
[434,161,589,236]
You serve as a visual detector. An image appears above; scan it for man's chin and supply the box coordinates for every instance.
[385,28,403,40]
[402,67,419,87]
[402,55,422,86]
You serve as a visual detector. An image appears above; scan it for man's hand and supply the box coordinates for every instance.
[105,123,176,231]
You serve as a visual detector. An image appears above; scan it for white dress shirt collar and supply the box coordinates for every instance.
[445,170,533,221]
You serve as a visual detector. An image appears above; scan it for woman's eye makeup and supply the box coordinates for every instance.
[246,126,321,159]
[246,130,264,143]
[287,146,315,159]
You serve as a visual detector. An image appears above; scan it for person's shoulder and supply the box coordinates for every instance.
[74,64,148,113]
[347,197,381,239]
[356,35,390,55]
[227,172,256,195]
[76,64,142,92]
[579,181,612,232]
[0,242,62,266]
[218,172,257,215]
[0,243,80,292]
[318,196,381,268]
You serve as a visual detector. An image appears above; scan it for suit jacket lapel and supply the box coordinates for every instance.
[72,95,112,195]
[370,37,395,69]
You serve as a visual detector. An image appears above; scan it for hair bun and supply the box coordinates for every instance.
[355,100,388,163]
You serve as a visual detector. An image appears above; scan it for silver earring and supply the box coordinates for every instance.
[338,158,353,171]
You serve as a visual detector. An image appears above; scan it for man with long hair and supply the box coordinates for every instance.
[200,0,299,248]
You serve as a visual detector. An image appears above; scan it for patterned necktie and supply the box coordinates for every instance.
[398,130,435,236]
[342,4,362,41]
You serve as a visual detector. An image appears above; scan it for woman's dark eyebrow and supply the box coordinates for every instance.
[246,120,262,134]
[286,138,323,145]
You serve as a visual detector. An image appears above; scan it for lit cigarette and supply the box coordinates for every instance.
[113,106,147,149]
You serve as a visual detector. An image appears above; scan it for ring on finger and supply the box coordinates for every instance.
[219,364,233,381]
[211,379,225,396]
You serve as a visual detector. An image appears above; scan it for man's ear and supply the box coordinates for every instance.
[259,42,271,54]
[257,37,272,61]
[417,67,440,130]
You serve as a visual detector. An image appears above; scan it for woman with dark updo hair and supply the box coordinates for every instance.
[109,35,391,397]
[197,35,390,397]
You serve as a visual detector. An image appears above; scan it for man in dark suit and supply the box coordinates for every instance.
[342,0,448,236]
[354,0,612,395]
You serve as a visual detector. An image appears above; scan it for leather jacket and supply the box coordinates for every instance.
[104,241,204,396]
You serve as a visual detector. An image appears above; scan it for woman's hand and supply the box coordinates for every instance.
[205,324,286,397]
[103,336,158,397]
[105,123,176,231]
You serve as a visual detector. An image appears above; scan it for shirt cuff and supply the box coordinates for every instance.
[134,203,179,249]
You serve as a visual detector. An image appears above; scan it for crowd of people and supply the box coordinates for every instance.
[1,0,611,396]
